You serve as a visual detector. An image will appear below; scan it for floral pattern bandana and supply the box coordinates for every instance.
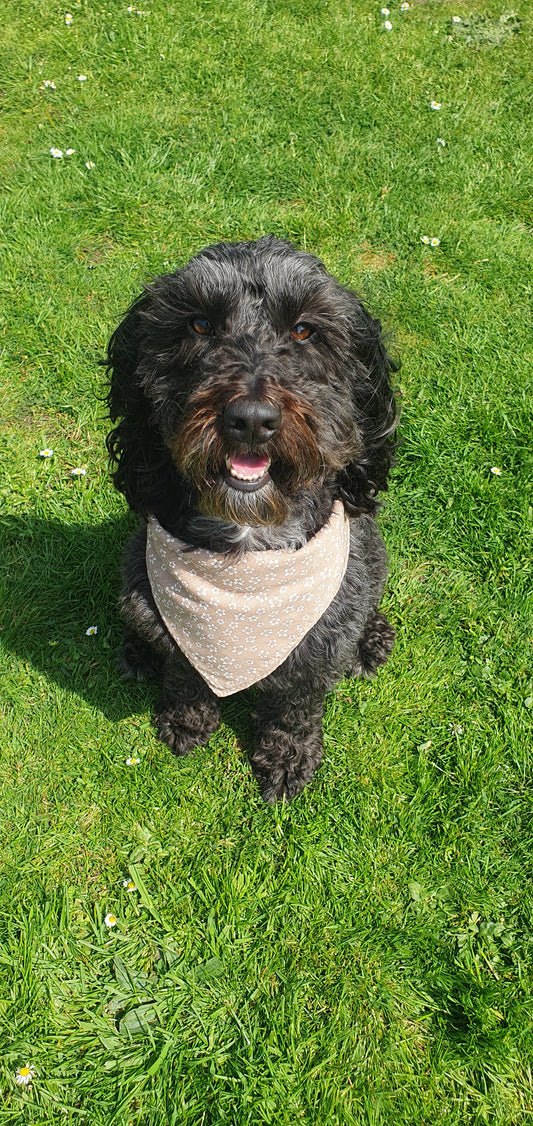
[146,500,350,697]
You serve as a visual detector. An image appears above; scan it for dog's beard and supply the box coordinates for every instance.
[169,384,343,527]
[197,475,289,526]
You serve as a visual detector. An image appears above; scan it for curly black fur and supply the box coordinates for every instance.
[105,236,399,801]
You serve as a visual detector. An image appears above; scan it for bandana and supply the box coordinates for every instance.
[146,500,350,697]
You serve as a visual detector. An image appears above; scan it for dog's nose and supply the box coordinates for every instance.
[223,398,281,446]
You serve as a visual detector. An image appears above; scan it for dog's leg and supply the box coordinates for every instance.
[251,690,325,803]
[155,662,221,757]
[118,626,163,682]
[349,610,395,678]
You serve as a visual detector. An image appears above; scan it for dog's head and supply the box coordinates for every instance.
[106,236,398,528]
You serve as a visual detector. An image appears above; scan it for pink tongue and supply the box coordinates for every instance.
[229,453,270,474]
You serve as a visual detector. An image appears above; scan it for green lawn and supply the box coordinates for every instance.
[1,0,532,1122]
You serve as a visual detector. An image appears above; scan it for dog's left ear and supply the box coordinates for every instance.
[337,295,400,517]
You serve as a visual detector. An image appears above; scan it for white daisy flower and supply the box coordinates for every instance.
[40,448,54,457]
[122,878,137,891]
[400,2,409,8]
[490,466,502,475]
[420,236,430,244]
[437,137,446,146]
[85,625,98,636]
[430,100,442,110]
[381,7,389,13]
[104,913,117,928]
[71,467,87,476]
[78,74,87,81]
[65,12,73,24]
[65,148,76,155]
[15,1064,35,1086]
[452,15,462,22]
[43,80,57,89]
[430,237,440,246]
[384,20,392,29]
[85,160,95,169]
[50,148,63,158]
[125,756,140,765]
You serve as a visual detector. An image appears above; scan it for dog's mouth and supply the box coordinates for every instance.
[223,452,272,492]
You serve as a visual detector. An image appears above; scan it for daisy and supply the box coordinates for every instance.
[430,237,440,246]
[104,913,117,928]
[85,625,98,636]
[71,467,87,476]
[400,2,409,8]
[85,160,95,169]
[65,148,76,155]
[430,100,442,110]
[437,137,446,146]
[420,236,430,244]
[50,148,63,158]
[78,74,87,81]
[381,7,389,13]
[125,756,140,765]
[65,12,73,24]
[490,466,502,475]
[384,20,392,29]
[40,448,54,457]
[452,15,462,22]
[15,1064,35,1086]
[122,878,137,891]
[43,80,57,89]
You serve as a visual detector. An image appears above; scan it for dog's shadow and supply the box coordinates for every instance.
[1,512,257,747]
[2,511,155,722]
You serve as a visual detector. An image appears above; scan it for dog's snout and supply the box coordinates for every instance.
[223,398,281,446]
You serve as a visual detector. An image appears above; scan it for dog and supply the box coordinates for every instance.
[105,236,398,802]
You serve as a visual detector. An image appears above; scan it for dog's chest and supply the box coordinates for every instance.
[146,502,350,696]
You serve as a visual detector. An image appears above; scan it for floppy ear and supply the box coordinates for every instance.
[337,297,400,517]
[105,289,181,519]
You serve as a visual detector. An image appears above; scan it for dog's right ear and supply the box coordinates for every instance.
[104,289,179,518]
[105,291,151,423]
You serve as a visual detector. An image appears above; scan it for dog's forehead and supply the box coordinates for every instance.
[183,241,340,322]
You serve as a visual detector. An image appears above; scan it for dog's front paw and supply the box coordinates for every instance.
[154,700,221,757]
[252,762,312,804]
[349,611,395,678]
[251,735,323,803]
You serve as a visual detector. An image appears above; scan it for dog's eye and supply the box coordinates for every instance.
[290,323,313,342]
[191,317,212,335]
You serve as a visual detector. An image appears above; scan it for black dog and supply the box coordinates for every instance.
[106,236,398,802]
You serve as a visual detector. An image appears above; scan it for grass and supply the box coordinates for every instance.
[1,0,532,1122]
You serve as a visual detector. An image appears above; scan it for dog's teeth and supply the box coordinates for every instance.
[225,456,270,482]
[230,469,264,481]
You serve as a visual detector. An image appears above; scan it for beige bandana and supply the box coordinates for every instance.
[146,500,350,697]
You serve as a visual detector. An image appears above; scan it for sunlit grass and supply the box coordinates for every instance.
[1,0,532,1122]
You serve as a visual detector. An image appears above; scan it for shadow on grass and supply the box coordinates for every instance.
[1,512,259,750]
[1,511,157,722]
